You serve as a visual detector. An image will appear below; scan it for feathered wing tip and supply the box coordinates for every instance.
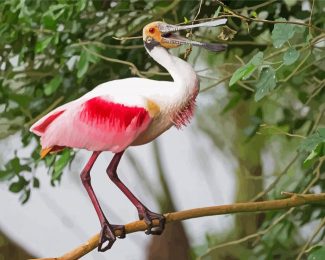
[30,110,65,136]
[29,110,66,159]
[32,96,152,155]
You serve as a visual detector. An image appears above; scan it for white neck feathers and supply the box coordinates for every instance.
[146,46,199,91]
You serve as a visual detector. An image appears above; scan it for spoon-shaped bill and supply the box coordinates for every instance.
[159,18,227,33]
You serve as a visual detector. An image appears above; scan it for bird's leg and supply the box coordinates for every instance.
[80,151,125,252]
[107,151,165,235]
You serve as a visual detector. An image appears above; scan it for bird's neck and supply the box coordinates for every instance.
[147,46,199,92]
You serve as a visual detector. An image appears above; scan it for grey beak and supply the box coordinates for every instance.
[159,18,228,52]
[159,19,227,33]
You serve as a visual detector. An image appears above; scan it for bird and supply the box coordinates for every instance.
[30,18,227,251]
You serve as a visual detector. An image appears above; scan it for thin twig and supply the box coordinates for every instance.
[194,0,203,22]
[30,193,325,260]
[305,80,325,105]
[81,45,146,78]
[210,1,324,33]
[72,41,143,50]
[200,158,324,259]
[25,96,65,128]
[297,217,325,260]
[199,208,294,259]
[112,36,143,41]
[250,154,299,202]
[233,0,278,12]
[309,0,315,35]
[200,75,232,92]
[279,51,311,82]
[258,124,306,139]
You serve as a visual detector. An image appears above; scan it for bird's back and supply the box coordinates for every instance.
[30,77,194,154]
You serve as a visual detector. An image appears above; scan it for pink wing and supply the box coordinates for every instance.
[30,96,151,153]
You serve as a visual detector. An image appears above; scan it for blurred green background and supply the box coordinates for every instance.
[0,0,324,259]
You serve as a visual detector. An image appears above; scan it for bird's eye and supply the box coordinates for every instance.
[146,37,153,43]
[149,27,155,34]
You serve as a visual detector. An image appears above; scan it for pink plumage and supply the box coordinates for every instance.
[32,110,65,134]
[31,96,151,153]
[29,19,227,251]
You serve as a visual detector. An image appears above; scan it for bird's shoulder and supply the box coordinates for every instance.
[80,77,173,111]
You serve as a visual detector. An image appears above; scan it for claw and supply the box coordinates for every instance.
[113,224,126,239]
[98,222,126,252]
[98,222,116,252]
[139,209,165,235]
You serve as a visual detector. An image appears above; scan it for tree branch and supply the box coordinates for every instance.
[30,193,325,260]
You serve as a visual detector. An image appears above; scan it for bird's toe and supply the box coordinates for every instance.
[139,210,165,235]
[98,222,117,252]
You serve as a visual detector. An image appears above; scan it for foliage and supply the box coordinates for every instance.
[0,0,324,259]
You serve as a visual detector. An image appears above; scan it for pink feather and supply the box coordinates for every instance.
[30,97,151,153]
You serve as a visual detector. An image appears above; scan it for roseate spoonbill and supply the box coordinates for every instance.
[30,19,227,251]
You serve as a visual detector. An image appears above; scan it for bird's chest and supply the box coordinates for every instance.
[170,88,198,129]
[150,86,199,131]
[131,89,198,146]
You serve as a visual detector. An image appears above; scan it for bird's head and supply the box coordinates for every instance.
[143,19,227,52]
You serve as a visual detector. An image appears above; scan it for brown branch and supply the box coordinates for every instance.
[200,157,325,259]
[30,193,325,260]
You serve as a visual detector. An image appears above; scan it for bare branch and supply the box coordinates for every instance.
[30,192,325,260]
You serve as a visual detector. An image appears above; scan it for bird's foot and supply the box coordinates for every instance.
[138,209,165,235]
[98,221,126,252]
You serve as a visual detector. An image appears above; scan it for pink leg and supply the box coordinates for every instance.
[106,151,165,235]
[80,151,125,252]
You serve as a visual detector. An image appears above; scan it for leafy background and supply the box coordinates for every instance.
[0,0,324,259]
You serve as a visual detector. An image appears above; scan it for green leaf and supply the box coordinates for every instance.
[77,51,89,78]
[303,143,323,168]
[0,170,15,181]
[8,93,32,108]
[20,189,31,204]
[49,4,67,13]
[222,93,241,114]
[85,45,101,63]
[308,247,325,260]
[76,0,87,12]
[213,6,221,18]
[306,32,313,43]
[6,157,31,174]
[244,109,263,141]
[229,64,255,86]
[229,52,263,86]
[52,150,71,181]
[35,36,53,53]
[255,67,277,101]
[9,177,28,193]
[10,157,22,174]
[44,75,63,96]
[250,52,264,66]
[33,177,40,188]
[300,128,325,152]
[283,47,300,65]
[271,18,296,48]
[9,182,23,193]
[251,11,257,18]
[294,25,305,33]
[42,13,57,30]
